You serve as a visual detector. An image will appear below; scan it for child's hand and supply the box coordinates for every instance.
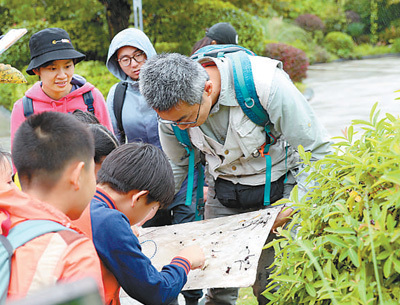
[271,207,293,234]
[178,245,205,270]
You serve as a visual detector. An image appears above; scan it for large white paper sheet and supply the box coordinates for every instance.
[138,206,281,290]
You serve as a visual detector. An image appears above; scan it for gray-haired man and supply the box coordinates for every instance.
[139,52,331,304]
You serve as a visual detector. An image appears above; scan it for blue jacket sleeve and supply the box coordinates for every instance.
[91,205,188,305]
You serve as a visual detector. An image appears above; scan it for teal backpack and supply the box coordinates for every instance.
[0,219,74,304]
[171,44,277,219]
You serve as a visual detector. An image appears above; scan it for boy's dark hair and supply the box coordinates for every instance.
[12,111,94,189]
[97,142,174,208]
[72,109,100,124]
[88,124,119,164]
[72,110,119,164]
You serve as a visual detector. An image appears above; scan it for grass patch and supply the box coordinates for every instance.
[237,287,257,305]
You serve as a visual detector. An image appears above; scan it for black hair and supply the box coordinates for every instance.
[191,36,214,55]
[72,110,119,164]
[88,124,119,164]
[12,111,94,190]
[97,142,174,208]
[72,109,100,124]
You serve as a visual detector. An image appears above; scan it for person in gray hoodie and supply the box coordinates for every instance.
[105,28,202,305]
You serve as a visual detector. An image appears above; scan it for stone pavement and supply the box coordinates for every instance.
[304,54,400,139]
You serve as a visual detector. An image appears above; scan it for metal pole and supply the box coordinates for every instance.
[133,0,143,31]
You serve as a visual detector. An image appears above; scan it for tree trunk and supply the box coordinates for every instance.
[99,0,132,40]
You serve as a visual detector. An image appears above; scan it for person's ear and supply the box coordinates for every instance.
[130,190,149,208]
[32,68,40,76]
[204,80,213,97]
[70,161,85,191]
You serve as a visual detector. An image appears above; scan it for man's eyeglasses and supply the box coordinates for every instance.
[158,102,202,127]
[117,51,146,67]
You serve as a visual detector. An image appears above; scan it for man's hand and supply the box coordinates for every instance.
[178,245,205,270]
[271,207,294,233]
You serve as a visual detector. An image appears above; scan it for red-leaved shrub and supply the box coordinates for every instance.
[295,14,325,32]
[264,43,309,83]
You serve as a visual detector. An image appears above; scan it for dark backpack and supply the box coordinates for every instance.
[0,219,74,304]
[172,44,278,211]
[22,91,95,118]
[112,81,129,144]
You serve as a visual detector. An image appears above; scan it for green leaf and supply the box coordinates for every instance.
[383,255,393,278]
[347,125,354,143]
[348,248,360,267]
[386,113,396,122]
[376,251,390,260]
[326,235,348,248]
[381,170,400,185]
[324,227,355,235]
[305,267,314,281]
[393,257,400,274]
[305,282,317,297]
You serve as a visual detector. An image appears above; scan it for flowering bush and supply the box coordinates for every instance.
[295,14,325,33]
[264,43,309,83]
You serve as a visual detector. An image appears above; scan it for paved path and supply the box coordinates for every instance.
[304,54,400,140]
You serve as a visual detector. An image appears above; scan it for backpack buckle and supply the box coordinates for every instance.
[258,143,269,158]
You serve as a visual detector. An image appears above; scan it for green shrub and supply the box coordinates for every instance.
[346,22,365,40]
[393,38,400,53]
[260,17,331,64]
[354,43,394,57]
[144,0,265,56]
[154,42,181,54]
[324,31,355,59]
[264,103,400,304]
[378,20,400,45]
[264,43,309,82]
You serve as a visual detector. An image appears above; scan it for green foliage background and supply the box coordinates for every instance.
[265,103,400,304]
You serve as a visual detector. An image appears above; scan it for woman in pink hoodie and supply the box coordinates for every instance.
[10,28,113,148]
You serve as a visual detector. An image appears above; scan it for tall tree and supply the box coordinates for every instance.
[98,0,132,40]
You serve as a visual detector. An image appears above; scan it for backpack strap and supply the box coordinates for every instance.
[83,91,95,115]
[172,126,204,220]
[227,51,276,206]
[22,96,34,118]
[0,220,74,304]
[113,81,128,144]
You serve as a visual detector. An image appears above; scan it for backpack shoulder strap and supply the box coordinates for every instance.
[113,81,128,144]
[171,126,204,220]
[83,91,95,115]
[22,96,34,118]
[227,51,276,206]
[226,51,270,127]
[0,220,74,304]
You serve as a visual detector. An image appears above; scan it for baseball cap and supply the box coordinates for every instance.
[205,22,238,45]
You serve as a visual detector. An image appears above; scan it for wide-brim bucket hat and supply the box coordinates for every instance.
[26,28,85,75]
